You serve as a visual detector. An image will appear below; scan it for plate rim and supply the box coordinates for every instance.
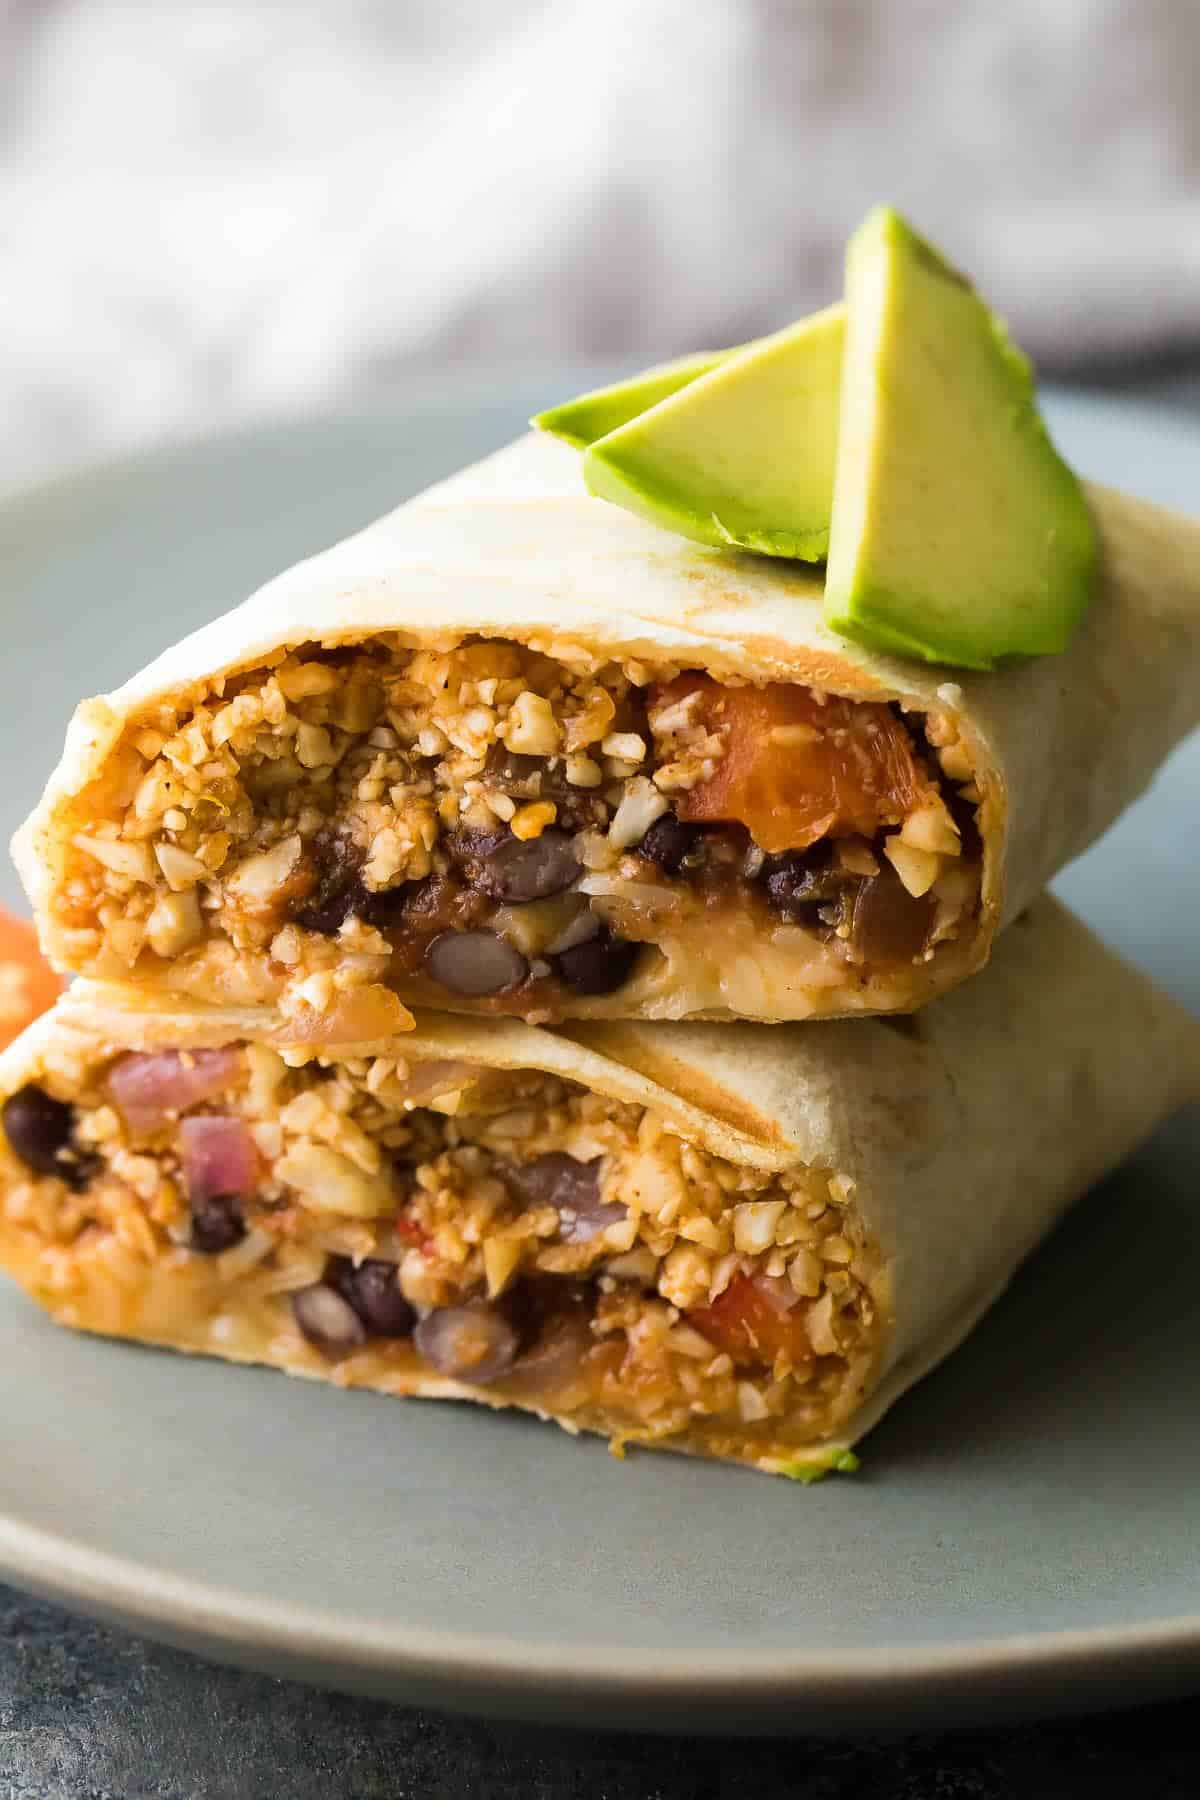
[6,1501,1200,1722]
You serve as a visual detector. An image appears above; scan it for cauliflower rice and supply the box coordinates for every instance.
[49,636,983,1027]
[0,1032,887,1466]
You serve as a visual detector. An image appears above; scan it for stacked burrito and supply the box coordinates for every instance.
[3,433,1200,1477]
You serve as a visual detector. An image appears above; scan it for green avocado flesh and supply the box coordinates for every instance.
[780,1448,861,1484]
[823,207,1097,669]
[581,306,845,561]
[532,351,730,450]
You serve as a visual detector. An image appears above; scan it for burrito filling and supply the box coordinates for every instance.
[1,1042,885,1461]
[55,640,982,1021]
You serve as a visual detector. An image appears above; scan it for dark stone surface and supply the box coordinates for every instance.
[1,1584,1199,1799]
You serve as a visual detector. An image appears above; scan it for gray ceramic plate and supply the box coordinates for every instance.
[1,379,1198,1734]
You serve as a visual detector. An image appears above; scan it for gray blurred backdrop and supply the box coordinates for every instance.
[0,0,1196,486]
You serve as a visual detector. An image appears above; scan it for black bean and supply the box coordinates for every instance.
[945,781,984,862]
[426,929,528,996]
[328,1256,416,1338]
[482,746,606,832]
[2,1084,95,1190]
[479,829,581,903]
[353,883,415,929]
[502,1152,601,1210]
[447,826,580,903]
[292,830,364,935]
[399,875,465,931]
[482,747,543,798]
[501,1274,589,1346]
[3,1085,74,1175]
[552,928,639,995]
[505,1310,594,1393]
[291,821,417,932]
[637,812,698,876]
[292,1283,368,1355]
[414,1304,519,1384]
[294,886,358,935]
[190,1193,246,1255]
[444,827,510,868]
[761,845,854,924]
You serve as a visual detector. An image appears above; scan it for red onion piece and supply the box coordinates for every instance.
[501,1153,620,1244]
[559,1196,625,1245]
[397,1061,476,1108]
[180,1113,259,1205]
[109,1048,242,1133]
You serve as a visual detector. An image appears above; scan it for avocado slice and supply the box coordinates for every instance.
[823,207,1097,669]
[779,1448,861,1484]
[581,305,845,560]
[532,351,730,451]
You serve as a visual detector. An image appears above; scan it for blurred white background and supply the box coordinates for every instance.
[0,0,1196,487]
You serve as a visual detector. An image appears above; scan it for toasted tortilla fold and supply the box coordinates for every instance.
[14,430,1200,1030]
[1,897,1194,1476]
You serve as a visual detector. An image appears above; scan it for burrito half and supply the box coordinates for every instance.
[16,434,1200,1031]
[1,897,1192,1476]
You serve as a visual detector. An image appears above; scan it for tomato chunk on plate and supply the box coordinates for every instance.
[0,908,64,1052]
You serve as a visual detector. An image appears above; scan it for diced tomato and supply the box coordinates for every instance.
[652,675,935,856]
[0,909,64,1053]
[689,1273,812,1369]
[395,1213,435,1257]
[109,1048,244,1134]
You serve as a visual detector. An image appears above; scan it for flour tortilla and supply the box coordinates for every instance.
[15,430,1200,1025]
[2,896,1194,1474]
